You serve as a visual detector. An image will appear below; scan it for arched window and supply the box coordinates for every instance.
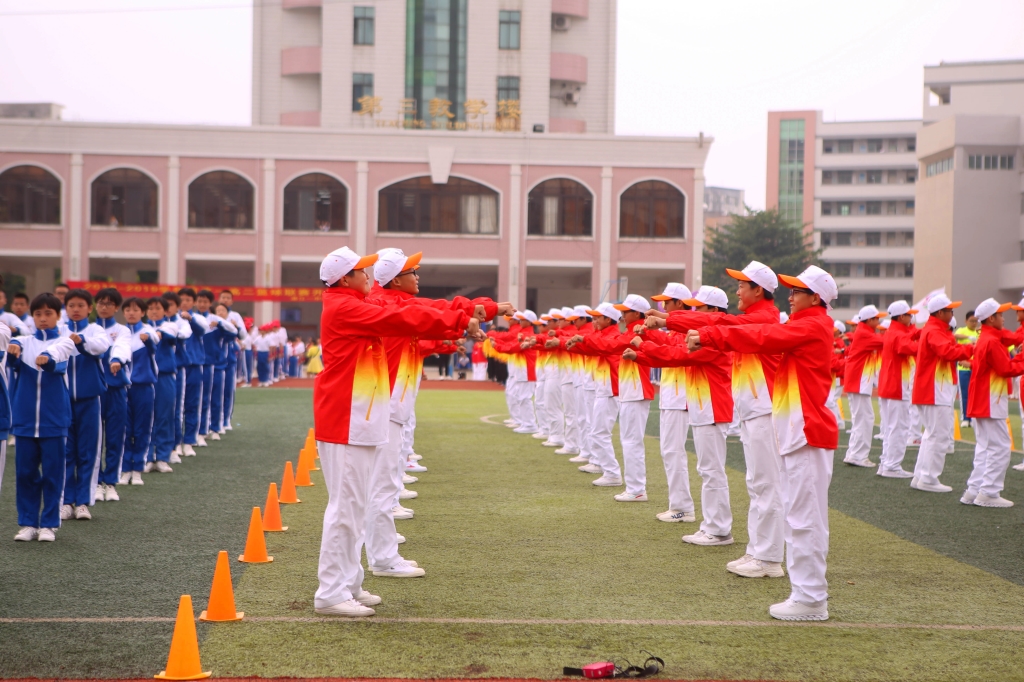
[92,168,158,227]
[619,180,685,238]
[379,176,498,234]
[0,165,61,224]
[527,179,592,236]
[188,171,254,229]
[283,173,347,232]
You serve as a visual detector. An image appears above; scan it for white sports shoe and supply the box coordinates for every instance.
[1013,461,1024,471]
[396,533,406,544]
[399,489,418,499]
[531,432,549,440]
[513,427,538,434]
[105,485,120,502]
[143,462,155,473]
[391,506,414,520]
[95,484,107,502]
[656,510,696,523]
[172,445,183,457]
[578,463,602,474]
[844,457,876,468]
[405,462,428,473]
[196,435,208,447]
[60,505,74,521]
[402,474,418,484]
[155,461,173,473]
[14,527,38,542]
[592,475,623,487]
[74,505,91,520]
[217,429,226,435]
[960,490,977,505]
[224,423,233,431]
[355,590,382,606]
[568,455,589,463]
[726,553,754,569]
[729,559,785,578]
[209,432,221,441]
[555,448,580,455]
[131,471,145,485]
[118,472,132,485]
[613,491,648,502]
[409,453,423,461]
[877,467,914,478]
[975,494,1014,508]
[37,528,56,542]
[169,453,182,464]
[682,530,734,546]
[911,479,952,493]
[541,440,563,448]
[183,444,197,457]
[372,560,426,578]
[315,599,375,617]
[769,599,828,621]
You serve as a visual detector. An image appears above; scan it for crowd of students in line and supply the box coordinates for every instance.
[482,263,1024,622]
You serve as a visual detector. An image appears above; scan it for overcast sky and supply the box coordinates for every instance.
[1,0,1022,208]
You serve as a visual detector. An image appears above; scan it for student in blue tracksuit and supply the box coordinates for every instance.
[0,296,11,501]
[218,290,247,429]
[9,293,76,542]
[195,289,216,444]
[119,298,159,485]
[208,303,239,434]
[62,289,113,520]
[146,297,182,472]
[177,288,209,456]
[160,291,189,462]
[94,287,132,502]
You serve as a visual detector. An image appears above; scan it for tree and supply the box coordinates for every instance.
[702,208,821,313]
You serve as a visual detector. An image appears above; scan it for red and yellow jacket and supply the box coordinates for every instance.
[699,305,836,454]
[635,341,731,425]
[566,324,627,398]
[878,319,919,401]
[967,324,1024,419]
[912,316,973,407]
[637,329,688,410]
[843,323,883,395]
[492,331,538,381]
[314,286,469,445]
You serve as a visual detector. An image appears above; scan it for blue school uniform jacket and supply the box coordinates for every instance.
[9,329,76,438]
[182,310,210,366]
[97,317,133,389]
[127,321,159,384]
[65,318,112,401]
[152,318,181,374]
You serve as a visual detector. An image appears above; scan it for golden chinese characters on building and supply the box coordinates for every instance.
[360,97,522,132]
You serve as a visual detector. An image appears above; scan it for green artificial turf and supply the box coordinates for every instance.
[2,388,1024,681]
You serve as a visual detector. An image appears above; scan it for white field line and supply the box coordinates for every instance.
[2,616,1023,632]
[479,414,509,425]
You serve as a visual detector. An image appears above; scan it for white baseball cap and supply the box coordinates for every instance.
[561,306,578,320]
[887,300,918,318]
[779,266,839,307]
[586,302,622,322]
[650,282,693,302]
[1012,297,1024,311]
[547,307,564,320]
[833,320,847,333]
[573,305,592,319]
[683,285,729,310]
[780,311,789,324]
[857,305,886,321]
[320,246,379,286]
[613,294,651,314]
[521,309,538,324]
[726,260,779,293]
[373,248,422,287]
[925,293,963,314]
[975,297,1012,322]
[880,318,891,329]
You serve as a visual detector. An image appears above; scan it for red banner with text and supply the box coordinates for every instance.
[67,281,322,303]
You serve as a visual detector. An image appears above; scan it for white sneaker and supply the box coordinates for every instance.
[217,429,226,435]
[315,599,375,617]
[391,506,414,520]
[726,553,754,569]
[95,484,107,502]
[409,453,423,461]
[769,599,828,621]
[613,491,648,502]
[532,432,549,440]
[355,590,382,606]
[877,468,914,479]
[74,505,92,520]
[37,528,56,542]
[183,444,197,457]
[396,533,406,544]
[513,427,538,434]
[405,462,428,473]
[105,485,120,502]
[209,432,221,441]
[1013,461,1024,471]
[911,479,952,493]
[505,422,518,428]
[131,471,144,485]
[873,433,884,440]
[155,461,173,473]
[402,474,418,484]
[578,463,602,474]
[143,462,155,473]
[399,489,418,500]
[60,504,74,521]
[396,504,414,515]
[568,455,589,463]
[730,559,785,578]
[657,510,696,523]
[555,448,580,455]
[118,472,132,485]
[224,423,233,431]
[14,527,38,541]
[960,420,970,429]
[843,457,876,468]
[975,494,1014,508]
[682,530,734,546]
[541,440,563,448]
[503,419,516,425]
[372,560,426,578]
[172,445,183,457]
[592,475,623,487]
[197,435,208,447]
[960,490,977,505]
[169,453,182,464]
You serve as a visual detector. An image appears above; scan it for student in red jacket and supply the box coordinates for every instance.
[687,265,839,622]
[962,298,1024,508]
[877,301,920,478]
[843,305,885,467]
[492,311,541,433]
[313,247,477,618]
[827,321,847,429]
[911,293,972,493]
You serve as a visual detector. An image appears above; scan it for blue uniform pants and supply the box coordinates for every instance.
[244,349,254,383]
[124,383,155,472]
[224,361,236,424]
[200,364,214,435]
[174,366,186,447]
[288,356,299,377]
[958,369,972,418]
[257,351,270,384]
[183,365,203,444]
[151,373,176,462]
[100,386,127,485]
[65,396,102,506]
[16,436,66,528]
[210,368,226,433]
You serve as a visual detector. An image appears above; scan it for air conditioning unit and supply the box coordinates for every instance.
[562,90,580,105]
[552,14,571,31]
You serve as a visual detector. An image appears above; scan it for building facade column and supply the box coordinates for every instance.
[356,160,369,255]
[260,158,276,323]
[165,156,180,283]
[691,168,705,289]
[508,164,522,309]
[68,153,84,281]
[597,166,613,305]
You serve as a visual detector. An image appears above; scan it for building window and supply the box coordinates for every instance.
[867,139,884,153]
[903,263,914,277]
[283,173,347,232]
[527,179,592,236]
[91,168,157,227]
[906,170,916,183]
[888,139,899,152]
[499,10,520,50]
[866,231,881,245]
[906,138,916,152]
[821,202,833,216]
[834,263,851,277]
[976,154,1017,170]
[926,157,953,176]
[354,7,375,45]
[905,200,915,215]
[836,232,852,246]
[864,294,881,307]
[620,180,685,238]
[837,140,854,153]
[187,171,254,229]
[378,176,498,234]
[822,171,832,185]
[405,0,468,124]
[836,293,852,308]
[0,165,61,224]
[352,73,374,112]
[866,201,882,215]
[867,170,883,184]
[838,202,851,216]
[823,140,834,154]
[837,171,852,184]
[497,76,520,103]
[820,231,832,246]
[864,263,881,277]
[1002,155,1015,169]
[778,119,805,224]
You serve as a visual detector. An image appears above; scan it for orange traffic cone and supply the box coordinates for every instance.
[279,461,301,504]
[199,551,243,622]
[155,595,212,680]
[305,442,320,471]
[262,483,287,532]
[295,450,314,487]
[238,507,273,563]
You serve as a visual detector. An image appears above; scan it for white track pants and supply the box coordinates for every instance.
[740,414,785,563]
[512,381,538,432]
[534,378,548,433]
[659,410,694,513]
[580,388,596,462]
[879,398,911,473]
[781,445,833,605]
[590,395,622,478]
[967,417,1012,497]
[844,393,874,462]
[619,399,651,495]
[909,404,922,438]
[400,413,416,460]
[561,382,580,453]
[315,441,375,609]
[826,382,844,428]
[546,376,565,444]
[693,423,732,537]
[912,404,955,487]
[364,421,403,571]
